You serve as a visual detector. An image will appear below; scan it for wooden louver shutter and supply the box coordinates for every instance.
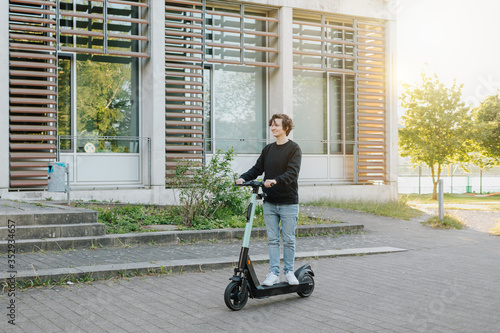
[356,20,387,183]
[165,0,205,181]
[9,0,58,188]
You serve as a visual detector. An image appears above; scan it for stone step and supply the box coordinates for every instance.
[0,223,363,253]
[0,223,106,241]
[0,211,98,226]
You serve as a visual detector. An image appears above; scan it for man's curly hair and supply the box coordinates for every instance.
[268,113,294,136]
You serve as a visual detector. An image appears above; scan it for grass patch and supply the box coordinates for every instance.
[74,203,175,234]
[298,213,336,225]
[404,193,500,209]
[250,211,335,228]
[304,198,422,220]
[421,215,464,230]
[7,265,197,291]
[489,223,500,236]
[8,274,96,291]
[75,202,339,234]
[404,193,500,203]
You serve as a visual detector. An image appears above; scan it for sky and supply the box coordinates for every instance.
[396,0,500,108]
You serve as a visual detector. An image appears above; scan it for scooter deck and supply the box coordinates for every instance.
[251,281,312,298]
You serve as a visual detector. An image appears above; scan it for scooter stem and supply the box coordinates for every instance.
[242,192,257,248]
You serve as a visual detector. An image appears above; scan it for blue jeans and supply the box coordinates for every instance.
[263,202,299,276]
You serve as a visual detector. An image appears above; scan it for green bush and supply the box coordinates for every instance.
[170,149,250,228]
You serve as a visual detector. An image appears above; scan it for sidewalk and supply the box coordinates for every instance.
[2,206,500,332]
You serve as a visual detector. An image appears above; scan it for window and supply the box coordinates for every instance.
[293,13,355,72]
[200,4,273,154]
[204,64,266,154]
[58,0,148,57]
[204,3,279,67]
[293,70,326,154]
[293,70,355,155]
[293,17,323,70]
[57,54,139,153]
[325,18,355,71]
[329,75,355,154]
[292,13,356,156]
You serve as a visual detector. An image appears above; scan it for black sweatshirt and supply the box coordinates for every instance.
[239,140,302,204]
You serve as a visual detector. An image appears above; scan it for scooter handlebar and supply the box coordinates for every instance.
[236,180,268,198]
[236,180,264,187]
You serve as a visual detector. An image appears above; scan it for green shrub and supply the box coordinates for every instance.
[171,149,250,228]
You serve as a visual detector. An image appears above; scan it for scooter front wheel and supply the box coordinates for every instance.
[297,274,315,297]
[224,281,248,311]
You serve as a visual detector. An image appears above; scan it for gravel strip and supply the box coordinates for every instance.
[415,206,500,233]
[445,210,500,233]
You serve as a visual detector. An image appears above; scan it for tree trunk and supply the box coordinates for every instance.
[430,164,442,200]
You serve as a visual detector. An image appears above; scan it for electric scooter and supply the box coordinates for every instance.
[224,180,315,311]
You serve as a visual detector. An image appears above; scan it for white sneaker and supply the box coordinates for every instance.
[262,272,279,286]
[285,271,299,285]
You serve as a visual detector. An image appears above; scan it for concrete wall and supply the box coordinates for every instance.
[246,0,396,21]
[300,184,397,203]
[0,1,9,197]
[1,188,179,205]
[386,18,399,199]
[269,7,293,117]
[2,184,395,204]
[141,0,168,204]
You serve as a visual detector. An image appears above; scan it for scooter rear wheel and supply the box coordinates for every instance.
[297,274,314,297]
[224,281,248,311]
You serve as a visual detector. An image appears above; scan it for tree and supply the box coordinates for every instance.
[471,93,500,163]
[399,72,471,200]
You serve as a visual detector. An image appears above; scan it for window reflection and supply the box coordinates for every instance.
[211,64,266,153]
[293,70,326,154]
[57,55,139,154]
[293,71,355,155]
[58,57,72,151]
[330,76,342,153]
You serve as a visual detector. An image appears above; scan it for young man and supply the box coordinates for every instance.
[236,113,302,286]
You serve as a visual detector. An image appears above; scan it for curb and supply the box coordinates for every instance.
[2,247,406,287]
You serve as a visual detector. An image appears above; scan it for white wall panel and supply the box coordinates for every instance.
[76,155,140,183]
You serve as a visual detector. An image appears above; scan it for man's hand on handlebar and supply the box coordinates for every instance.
[235,178,245,185]
[264,179,277,188]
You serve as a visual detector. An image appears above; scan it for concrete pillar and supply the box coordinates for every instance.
[0,1,10,195]
[386,17,399,199]
[141,0,166,204]
[269,6,294,124]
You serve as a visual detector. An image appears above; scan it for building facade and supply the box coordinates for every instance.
[1,0,398,204]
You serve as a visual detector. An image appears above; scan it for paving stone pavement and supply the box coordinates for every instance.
[1,207,500,332]
[5,233,394,272]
